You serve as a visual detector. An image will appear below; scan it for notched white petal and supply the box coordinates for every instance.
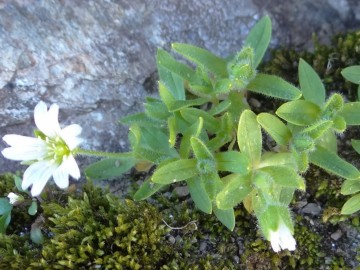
[34,101,61,138]
[53,162,70,189]
[3,134,46,147]
[64,155,81,179]
[2,146,47,161]
[22,161,57,196]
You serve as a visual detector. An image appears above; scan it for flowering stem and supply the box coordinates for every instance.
[75,148,133,159]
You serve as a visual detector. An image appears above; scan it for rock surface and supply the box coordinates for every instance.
[1,0,359,173]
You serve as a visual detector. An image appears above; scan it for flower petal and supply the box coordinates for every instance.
[3,134,46,147]
[34,101,61,138]
[61,124,83,150]
[63,155,80,179]
[22,161,57,196]
[53,162,70,189]
[2,146,48,161]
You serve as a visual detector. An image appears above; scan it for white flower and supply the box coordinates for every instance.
[2,101,83,197]
[269,222,296,252]
[7,192,23,205]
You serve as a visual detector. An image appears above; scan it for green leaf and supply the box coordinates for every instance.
[168,98,209,112]
[259,152,296,168]
[30,226,44,244]
[213,206,235,231]
[247,74,302,100]
[179,117,204,158]
[208,100,232,116]
[201,171,222,200]
[121,112,160,127]
[237,110,262,165]
[159,81,176,109]
[299,58,326,106]
[134,178,164,201]
[0,212,11,234]
[341,179,360,195]
[191,137,214,161]
[300,120,333,139]
[216,174,252,209]
[260,166,306,190]
[215,151,250,174]
[151,159,198,184]
[341,194,360,215]
[172,43,228,77]
[187,177,212,214]
[339,102,360,125]
[341,66,360,84]
[0,198,12,215]
[316,129,338,153]
[85,156,136,180]
[309,146,360,179]
[276,100,321,126]
[322,93,344,118]
[144,98,170,121]
[28,201,38,216]
[257,113,292,145]
[244,15,272,68]
[352,139,360,154]
[157,49,197,84]
[158,62,185,100]
[14,175,26,193]
[181,108,220,133]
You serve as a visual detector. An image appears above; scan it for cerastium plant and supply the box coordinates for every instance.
[3,16,360,252]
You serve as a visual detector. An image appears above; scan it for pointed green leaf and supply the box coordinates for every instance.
[179,117,204,158]
[144,98,170,121]
[237,110,262,165]
[260,166,306,190]
[301,120,333,139]
[151,159,198,184]
[158,63,185,100]
[213,206,235,231]
[247,74,302,100]
[187,177,212,214]
[259,152,296,168]
[0,198,12,215]
[201,171,222,200]
[309,146,360,179]
[257,113,292,145]
[191,137,214,161]
[322,93,344,118]
[244,16,272,68]
[215,151,250,174]
[85,156,136,180]
[172,43,228,77]
[0,212,11,234]
[181,108,220,133]
[159,81,176,109]
[341,194,360,215]
[157,48,197,84]
[339,102,360,125]
[352,139,360,154]
[276,100,321,126]
[134,178,164,201]
[168,98,209,112]
[341,66,360,84]
[341,179,360,195]
[299,58,326,106]
[121,112,160,127]
[208,100,232,116]
[316,129,338,153]
[216,174,252,209]
[332,115,346,133]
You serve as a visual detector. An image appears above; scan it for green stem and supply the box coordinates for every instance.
[75,148,133,159]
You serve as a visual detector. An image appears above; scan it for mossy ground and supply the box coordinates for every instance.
[1,31,360,269]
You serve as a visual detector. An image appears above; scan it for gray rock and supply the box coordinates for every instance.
[1,0,359,175]
[301,203,322,216]
[173,186,190,197]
